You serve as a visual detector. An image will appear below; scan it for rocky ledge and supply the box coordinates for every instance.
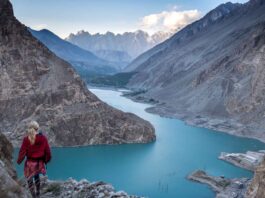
[18,177,142,198]
[188,170,250,198]
[219,151,265,171]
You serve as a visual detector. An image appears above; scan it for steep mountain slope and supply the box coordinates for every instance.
[125,0,265,142]
[66,30,172,60]
[0,0,155,147]
[29,28,118,74]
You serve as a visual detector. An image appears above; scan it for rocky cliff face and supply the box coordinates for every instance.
[246,159,265,198]
[0,0,155,147]
[125,0,265,142]
[0,133,29,198]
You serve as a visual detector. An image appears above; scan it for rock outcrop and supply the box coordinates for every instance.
[0,0,155,147]
[188,170,250,198]
[124,0,265,142]
[0,133,29,198]
[246,159,265,198]
[188,151,265,198]
[18,177,143,198]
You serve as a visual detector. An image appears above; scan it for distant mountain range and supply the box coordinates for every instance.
[29,28,120,75]
[124,0,265,142]
[29,28,171,75]
[66,30,173,60]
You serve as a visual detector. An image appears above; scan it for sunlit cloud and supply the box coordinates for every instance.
[31,24,48,30]
[139,7,201,33]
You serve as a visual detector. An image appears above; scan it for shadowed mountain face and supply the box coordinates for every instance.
[29,28,119,74]
[0,0,155,147]
[125,0,265,142]
[93,49,132,70]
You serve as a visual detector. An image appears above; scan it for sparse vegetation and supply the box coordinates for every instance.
[122,89,147,97]
[83,72,137,88]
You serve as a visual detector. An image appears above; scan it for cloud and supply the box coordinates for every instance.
[140,8,201,33]
[31,24,48,30]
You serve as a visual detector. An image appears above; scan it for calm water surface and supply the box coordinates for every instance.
[14,88,265,198]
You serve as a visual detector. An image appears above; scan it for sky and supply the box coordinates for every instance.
[10,0,248,39]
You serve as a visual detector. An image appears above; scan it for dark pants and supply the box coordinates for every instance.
[27,174,40,197]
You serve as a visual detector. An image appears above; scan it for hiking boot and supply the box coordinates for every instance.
[29,189,36,198]
[35,180,40,197]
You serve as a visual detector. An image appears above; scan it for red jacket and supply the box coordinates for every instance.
[17,133,51,164]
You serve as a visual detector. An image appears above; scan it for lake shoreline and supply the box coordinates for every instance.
[188,150,265,197]
[116,87,265,144]
[147,105,265,144]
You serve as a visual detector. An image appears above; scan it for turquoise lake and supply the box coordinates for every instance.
[14,88,265,198]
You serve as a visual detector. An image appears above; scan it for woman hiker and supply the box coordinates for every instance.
[17,121,52,198]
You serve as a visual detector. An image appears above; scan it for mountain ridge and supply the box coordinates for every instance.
[29,28,120,74]
[124,1,243,72]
